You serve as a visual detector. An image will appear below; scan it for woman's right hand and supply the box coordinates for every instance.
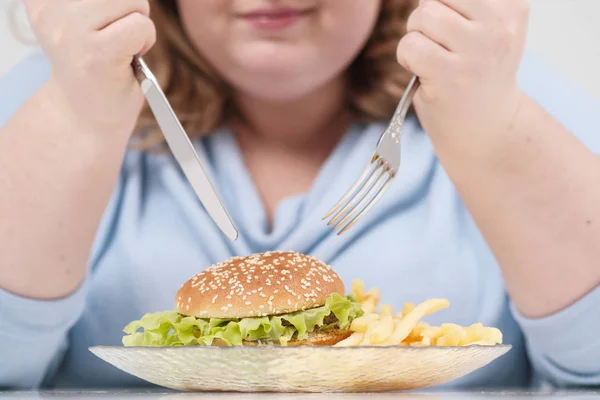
[23,0,156,137]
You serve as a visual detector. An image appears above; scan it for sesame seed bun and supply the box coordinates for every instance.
[175,251,345,319]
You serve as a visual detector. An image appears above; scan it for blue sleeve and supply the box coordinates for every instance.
[0,53,121,389]
[0,52,51,127]
[510,287,600,388]
[511,53,600,388]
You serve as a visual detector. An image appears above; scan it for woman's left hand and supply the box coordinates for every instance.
[396,0,530,145]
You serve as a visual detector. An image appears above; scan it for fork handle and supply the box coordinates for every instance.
[386,75,420,142]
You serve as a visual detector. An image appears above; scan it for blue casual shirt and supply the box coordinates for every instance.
[1,52,599,390]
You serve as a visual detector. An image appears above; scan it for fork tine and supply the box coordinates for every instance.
[335,172,394,235]
[326,158,385,226]
[322,155,381,220]
[331,166,391,232]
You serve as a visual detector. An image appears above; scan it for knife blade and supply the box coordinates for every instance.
[132,56,238,241]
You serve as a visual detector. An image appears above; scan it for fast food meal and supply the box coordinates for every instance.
[335,280,503,347]
[122,251,363,347]
[121,251,502,348]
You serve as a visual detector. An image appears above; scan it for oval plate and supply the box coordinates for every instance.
[89,344,511,392]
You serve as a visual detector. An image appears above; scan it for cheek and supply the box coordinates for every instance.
[177,0,229,44]
[321,0,381,66]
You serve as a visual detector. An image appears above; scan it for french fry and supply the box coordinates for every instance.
[334,332,365,347]
[404,321,430,344]
[346,280,503,348]
[387,299,450,344]
[359,335,372,346]
[350,313,380,333]
[462,323,484,345]
[365,287,381,304]
[435,324,467,346]
[401,302,415,317]
[361,297,378,314]
[420,326,441,341]
[482,327,503,344]
[351,279,366,303]
[369,315,394,344]
[380,304,394,316]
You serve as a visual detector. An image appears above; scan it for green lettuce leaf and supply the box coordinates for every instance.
[122,292,362,347]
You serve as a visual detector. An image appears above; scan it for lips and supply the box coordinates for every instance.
[238,7,315,31]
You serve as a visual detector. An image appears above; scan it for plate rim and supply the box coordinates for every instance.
[89,343,512,353]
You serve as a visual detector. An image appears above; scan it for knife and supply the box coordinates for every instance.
[131,56,238,241]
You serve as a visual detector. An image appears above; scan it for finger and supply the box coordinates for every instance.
[98,12,157,63]
[407,0,473,53]
[76,0,151,31]
[434,0,485,20]
[396,31,455,80]
[23,0,64,34]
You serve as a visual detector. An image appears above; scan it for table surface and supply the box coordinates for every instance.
[1,389,599,399]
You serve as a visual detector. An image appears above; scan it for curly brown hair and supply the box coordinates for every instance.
[135,0,416,149]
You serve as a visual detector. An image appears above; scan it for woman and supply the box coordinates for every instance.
[0,0,598,390]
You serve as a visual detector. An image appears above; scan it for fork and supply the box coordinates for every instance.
[323,75,420,235]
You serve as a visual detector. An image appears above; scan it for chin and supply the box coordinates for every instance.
[236,44,313,74]
[227,60,343,103]
[224,44,331,94]
[234,75,328,102]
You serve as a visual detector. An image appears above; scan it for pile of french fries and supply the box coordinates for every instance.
[335,280,503,347]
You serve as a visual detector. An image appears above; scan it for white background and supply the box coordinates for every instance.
[1,0,600,101]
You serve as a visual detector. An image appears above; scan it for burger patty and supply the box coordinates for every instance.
[242,312,347,346]
[207,312,348,347]
[241,329,352,347]
[322,313,339,326]
[205,311,348,347]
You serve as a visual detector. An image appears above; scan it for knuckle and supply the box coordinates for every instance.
[399,32,426,71]
[404,31,422,51]
[420,1,441,24]
[144,17,157,40]
[454,62,475,85]
[26,4,49,32]
[23,0,42,24]
[137,0,151,17]
[122,12,147,39]
[123,13,157,53]
[128,11,147,24]
[86,40,106,66]
[49,25,67,48]
[487,26,514,56]
[75,42,104,74]
[137,16,157,48]
[76,51,95,73]
[405,9,418,32]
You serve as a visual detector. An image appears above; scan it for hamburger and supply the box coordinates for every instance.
[122,251,363,347]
